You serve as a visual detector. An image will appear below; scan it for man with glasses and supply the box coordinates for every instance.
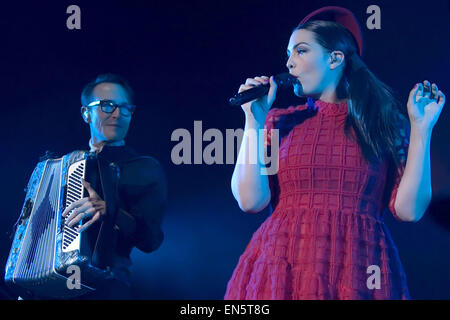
[61,73,167,299]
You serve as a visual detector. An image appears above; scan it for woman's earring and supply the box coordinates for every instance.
[331,55,336,64]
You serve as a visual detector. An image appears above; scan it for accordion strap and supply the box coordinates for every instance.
[91,153,120,270]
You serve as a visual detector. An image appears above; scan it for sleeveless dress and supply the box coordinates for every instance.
[224,98,411,300]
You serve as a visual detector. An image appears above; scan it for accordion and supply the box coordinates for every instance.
[4,150,119,299]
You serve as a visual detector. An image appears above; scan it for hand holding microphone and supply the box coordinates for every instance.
[230,73,299,126]
[235,76,278,125]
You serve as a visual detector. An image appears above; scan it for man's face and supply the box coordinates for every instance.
[83,82,132,143]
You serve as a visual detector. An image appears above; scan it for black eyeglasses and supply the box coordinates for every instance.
[86,100,136,116]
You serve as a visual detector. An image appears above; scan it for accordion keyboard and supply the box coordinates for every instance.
[62,160,86,252]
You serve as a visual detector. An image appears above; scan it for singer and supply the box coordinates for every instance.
[225,6,445,300]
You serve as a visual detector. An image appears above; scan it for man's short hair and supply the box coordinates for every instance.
[81,73,134,106]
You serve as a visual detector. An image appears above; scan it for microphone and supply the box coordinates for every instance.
[229,72,300,106]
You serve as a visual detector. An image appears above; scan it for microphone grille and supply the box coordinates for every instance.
[274,73,299,88]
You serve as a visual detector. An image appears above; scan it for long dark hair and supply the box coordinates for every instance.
[295,20,409,169]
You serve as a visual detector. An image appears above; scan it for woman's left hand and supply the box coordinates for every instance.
[407,80,446,131]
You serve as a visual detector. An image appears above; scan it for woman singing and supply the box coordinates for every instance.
[225,6,445,299]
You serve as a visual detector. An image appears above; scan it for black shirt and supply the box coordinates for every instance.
[83,144,167,290]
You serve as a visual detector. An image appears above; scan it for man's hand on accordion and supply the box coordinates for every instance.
[62,178,107,232]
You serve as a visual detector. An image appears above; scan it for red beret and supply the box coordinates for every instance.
[299,6,364,56]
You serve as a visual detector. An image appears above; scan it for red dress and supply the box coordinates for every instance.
[224,98,411,300]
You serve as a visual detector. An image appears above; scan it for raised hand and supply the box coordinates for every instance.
[407,80,446,131]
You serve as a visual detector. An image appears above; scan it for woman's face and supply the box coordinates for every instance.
[286,29,333,97]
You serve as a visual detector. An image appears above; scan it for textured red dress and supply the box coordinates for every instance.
[224,98,411,300]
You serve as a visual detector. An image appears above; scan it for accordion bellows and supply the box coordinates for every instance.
[5,151,113,299]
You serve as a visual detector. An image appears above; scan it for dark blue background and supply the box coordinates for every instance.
[1,0,450,299]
